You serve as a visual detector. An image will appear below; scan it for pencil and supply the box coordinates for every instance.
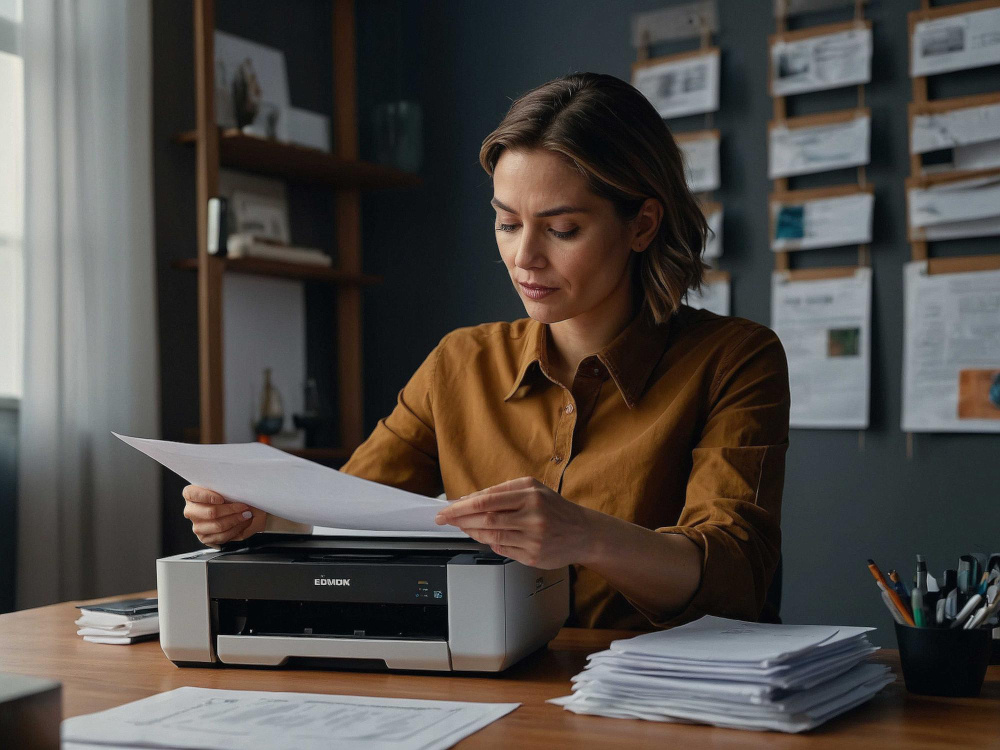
[868,559,916,626]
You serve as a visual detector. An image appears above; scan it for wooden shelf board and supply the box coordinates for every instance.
[283,447,354,462]
[172,257,381,285]
[174,129,422,189]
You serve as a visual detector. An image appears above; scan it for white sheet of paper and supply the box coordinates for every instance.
[911,6,1000,77]
[632,50,720,119]
[607,616,873,666]
[908,175,1000,229]
[923,212,1000,241]
[61,686,519,750]
[902,262,1000,433]
[911,101,1000,154]
[686,276,730,316]
[771,27,872,97]
[771,192,874,251]
[953,138,1000,171]
[678,132,720,193]
[772,268,872,429]
[114,434,457,533]
[769,113,869,178]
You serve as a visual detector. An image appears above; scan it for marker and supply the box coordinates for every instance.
[911,588,926,627]
[935,597,946,625]
[951,593,983,629]
[915,555,928,594]
[965,593,1000,630]
[868,559,916,626]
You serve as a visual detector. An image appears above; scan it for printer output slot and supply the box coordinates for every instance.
[214,598,449,641]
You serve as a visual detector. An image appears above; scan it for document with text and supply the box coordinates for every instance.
[62,686,518,750]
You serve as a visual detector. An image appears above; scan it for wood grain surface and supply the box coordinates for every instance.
[2,591,998,748]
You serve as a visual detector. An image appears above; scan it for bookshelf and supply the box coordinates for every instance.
[181,0,418,460]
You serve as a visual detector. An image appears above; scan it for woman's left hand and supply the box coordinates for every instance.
[434,476,595,569]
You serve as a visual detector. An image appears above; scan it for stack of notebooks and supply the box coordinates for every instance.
[550,616,893,733]
[75,598,159,645]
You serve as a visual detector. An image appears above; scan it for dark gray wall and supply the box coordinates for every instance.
[354,0,1000,647]
[153,0,1000,646]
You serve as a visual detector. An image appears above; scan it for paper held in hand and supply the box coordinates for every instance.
[114,433,460,534]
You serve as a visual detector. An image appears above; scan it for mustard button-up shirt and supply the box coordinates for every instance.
[340,305,790,629]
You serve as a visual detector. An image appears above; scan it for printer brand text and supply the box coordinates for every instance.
[314,578,351,586]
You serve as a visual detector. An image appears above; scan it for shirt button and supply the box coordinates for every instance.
[592,367,601,376]
[564,404,574,415]
[551,455,563,464]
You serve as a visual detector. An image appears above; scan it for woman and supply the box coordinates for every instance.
[183,73,789,630]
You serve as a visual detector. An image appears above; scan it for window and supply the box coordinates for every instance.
[0,0,23,401]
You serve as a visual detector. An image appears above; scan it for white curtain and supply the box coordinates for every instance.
[17,0,160,609]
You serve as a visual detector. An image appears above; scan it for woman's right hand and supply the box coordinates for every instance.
[182,485,268,548]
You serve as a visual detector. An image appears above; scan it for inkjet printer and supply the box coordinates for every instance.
[156,533,569,672]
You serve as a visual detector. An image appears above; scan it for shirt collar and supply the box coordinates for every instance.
[503,310,671,408]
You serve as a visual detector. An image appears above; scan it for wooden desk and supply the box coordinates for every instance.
[1,591,997,748]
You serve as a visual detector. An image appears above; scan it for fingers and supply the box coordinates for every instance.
[183,499,251,522]
[182,485,229,505]
[462,528,527,549]
[435,487,534,524]
[193,508,255,537]
[199,517,254,547]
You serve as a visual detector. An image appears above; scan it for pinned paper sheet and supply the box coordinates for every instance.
[114,434,458,534]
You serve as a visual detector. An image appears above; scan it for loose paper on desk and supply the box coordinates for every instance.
[62,686,518,750]
[902,262,1000,433]
[772,268,872,429]
[911,6,1000,77]
[114,434,458,534]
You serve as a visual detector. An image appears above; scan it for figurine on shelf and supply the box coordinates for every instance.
[253,367,284,444]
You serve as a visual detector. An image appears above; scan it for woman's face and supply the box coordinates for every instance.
[491,148,640,325]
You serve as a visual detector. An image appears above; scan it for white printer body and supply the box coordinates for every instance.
[156,533,569,672]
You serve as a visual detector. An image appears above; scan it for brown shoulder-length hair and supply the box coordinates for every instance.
[479,72,708,324]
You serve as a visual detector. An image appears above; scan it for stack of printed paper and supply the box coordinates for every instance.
[75,598,159,645]
[550,616,892,733]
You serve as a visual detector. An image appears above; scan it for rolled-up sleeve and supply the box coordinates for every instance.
[640,325,789,627]
[338,337,446,497]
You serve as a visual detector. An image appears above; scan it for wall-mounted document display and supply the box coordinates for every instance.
[770,22,872,97]
[676,129,720,193]
[703,202,723,259]
[771,187,873,252]
[910,94,1000,173]
[769,109,870,179]
[907,171,1000,241]
[910,4,1000,77]
[902,261,1000,433]
[632,48,720,119]
[686,271,730,316]
[772,268,872,429]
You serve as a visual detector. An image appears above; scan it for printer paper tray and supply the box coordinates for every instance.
[216,634,452,671]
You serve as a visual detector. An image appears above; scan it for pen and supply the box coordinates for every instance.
[889,570,909,602]
[879,586,905,625]
[945,588,960,621]
[935,597,946,625]
[868,559,916,626]
[951,593,983,629]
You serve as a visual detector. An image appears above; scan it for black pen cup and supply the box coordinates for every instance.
[894,621,992,697]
